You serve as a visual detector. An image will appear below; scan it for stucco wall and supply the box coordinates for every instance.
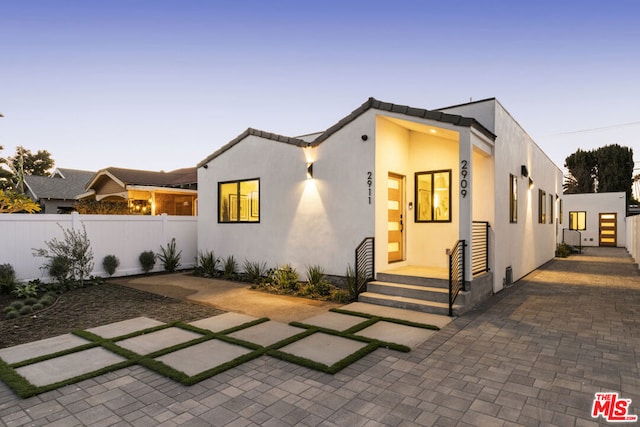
[198,115,375,277]
[560,192,626,247]
[442,100,564,292]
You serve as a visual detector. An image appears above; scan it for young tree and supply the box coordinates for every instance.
[0,189,41,213]
[0,145,55,192]
[564,149,596,193]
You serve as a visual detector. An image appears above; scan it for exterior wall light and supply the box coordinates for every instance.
[521,165,529,177]
[307,162,314,179]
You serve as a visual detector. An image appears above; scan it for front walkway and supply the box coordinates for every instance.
[1,247,639,426]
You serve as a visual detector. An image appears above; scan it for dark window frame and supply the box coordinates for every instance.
[538,189,546,224]
[415,169,452,223]
[509,174,518,223]
[218,178,260,223]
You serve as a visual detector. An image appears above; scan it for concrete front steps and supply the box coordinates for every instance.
[358,271,465,316]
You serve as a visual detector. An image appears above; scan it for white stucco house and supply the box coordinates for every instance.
[197,98,564,315]
[559,192,626,248]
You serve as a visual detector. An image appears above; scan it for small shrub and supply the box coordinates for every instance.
[243,259,268,284]
[5,310,18,320]
[305,265,332,296]
[269,265,299,292]
[31,303,44,311]
[196,250,219,278]
[11,282,40,299]
[19,305,32,315]
[39,294,55,306]
[0,263,16,294]
[345,264,357,299]
[102,255,120,277]
[331,289,352,303]
[555,243,572,258]
[223,255,238,280]
[157,238,182,272]
[2,306,15,314]
[48,255,72,284]
[139,250,156,274]
[23,297,38,306]
[9,301,24,310]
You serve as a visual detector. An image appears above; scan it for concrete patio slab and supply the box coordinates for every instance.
[156,339,253,376]
[278,332,368,366]
[116,327,203,355]
[228,320,306,347]
[0,334,90,365]
[189,313,258,332]
[354,320,437,348]
[85,316,165,339]
[301,311,367,332]
[342,301,452,328]
[14,347,126,387]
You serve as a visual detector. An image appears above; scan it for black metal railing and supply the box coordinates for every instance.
[354,237,375,297]
[448,239,466,316]
[472,221,490,275]
[562,228,582,253]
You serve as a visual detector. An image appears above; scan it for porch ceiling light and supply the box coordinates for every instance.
[306,162,314,179]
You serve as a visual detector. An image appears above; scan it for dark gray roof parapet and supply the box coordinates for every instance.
[198,97,496,166]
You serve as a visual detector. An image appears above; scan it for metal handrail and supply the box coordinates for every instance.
[354,237,375,297]
[448,239,466,316]
[562,228,582,253]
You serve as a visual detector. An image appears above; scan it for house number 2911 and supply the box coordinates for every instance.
[367,171,373,204]
[460,160,468,198]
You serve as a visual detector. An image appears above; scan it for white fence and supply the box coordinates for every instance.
[626,215,640,266]
[0,213,197,282]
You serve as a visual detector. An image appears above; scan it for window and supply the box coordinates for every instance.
[415,170,451,222]
[509,174,517,223]
[569,211,586,230]
[559,198,563,224]
[549,194,554,224]
[538,189,546,223]
[218,178,260,223]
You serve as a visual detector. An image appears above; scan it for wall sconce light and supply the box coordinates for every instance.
[521,165,528,177]
[306,162,314,179]
[202,164,208,169]
[528,177,534,189]
[361,135,368,141]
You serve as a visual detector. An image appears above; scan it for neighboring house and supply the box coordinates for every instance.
[77,167,198,216]
[197,97,564,314]
[559,192,626,248]
[24,168,95,214]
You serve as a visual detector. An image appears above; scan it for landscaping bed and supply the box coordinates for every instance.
[0,283,224,349]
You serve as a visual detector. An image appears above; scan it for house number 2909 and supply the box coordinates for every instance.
[460,160,468,198]
[367,171,373,204]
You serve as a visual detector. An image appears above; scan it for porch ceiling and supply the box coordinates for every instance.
[382,116,459,142]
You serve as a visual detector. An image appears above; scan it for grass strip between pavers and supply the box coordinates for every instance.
[0,312,433,398]
[330,308,441,330]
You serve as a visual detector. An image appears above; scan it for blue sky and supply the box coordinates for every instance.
[1,0,639,173]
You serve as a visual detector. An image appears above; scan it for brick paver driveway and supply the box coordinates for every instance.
[1,247,639,426]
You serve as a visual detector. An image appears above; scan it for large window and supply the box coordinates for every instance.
[218,178,260,223]
[415,170,451,222]
[509,174,517,223]
[538,189,546,224]
[569,211,586,230]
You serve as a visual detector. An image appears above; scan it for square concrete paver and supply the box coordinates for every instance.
[355,321,437,348]
[189,313,258,333]
[15,347,127,387]
[116,327,202,355]
[301,312,367,332]
[156,339,253,376]
[278,332,368,367]
[86,317,165,339]
[0,334,90,365]
[342,302,452,329]
[228,320,306,347]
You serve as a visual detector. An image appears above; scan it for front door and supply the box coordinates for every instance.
[388,173,404,262]
[599,213,617,247]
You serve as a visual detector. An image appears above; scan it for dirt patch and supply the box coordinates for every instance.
[0,283,224,349]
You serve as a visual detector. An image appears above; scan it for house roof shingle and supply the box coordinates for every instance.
[95,167,197,188]
[24,168,95,200]
[198,97,497,166]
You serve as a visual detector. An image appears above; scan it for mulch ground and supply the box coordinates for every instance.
[0,283,225,349]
